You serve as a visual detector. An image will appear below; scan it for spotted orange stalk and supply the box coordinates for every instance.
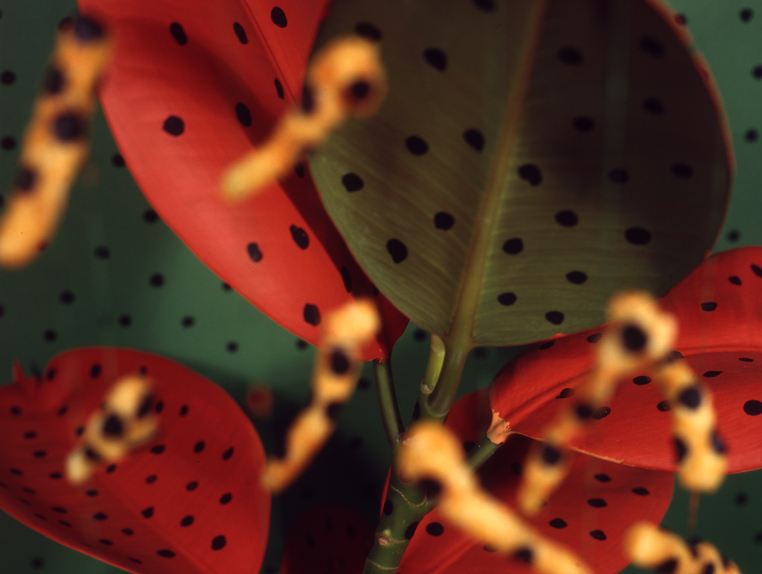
[0,15,112,269]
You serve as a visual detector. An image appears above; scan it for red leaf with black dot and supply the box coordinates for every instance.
[0,347,269,574]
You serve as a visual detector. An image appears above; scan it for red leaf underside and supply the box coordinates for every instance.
[397,390,673,574]
[77,0,407,359]
[490,247,762,473]
[0,347,270,574]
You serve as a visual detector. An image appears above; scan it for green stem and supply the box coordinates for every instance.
[362,461,429,574]
[420,334,445,393]
[422,340,470,421]
[466,434,502,471]
[374,359,404,446]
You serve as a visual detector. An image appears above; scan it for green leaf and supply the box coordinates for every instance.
[309,0,731,349]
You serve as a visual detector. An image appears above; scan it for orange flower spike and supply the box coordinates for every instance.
[222,35,387,201]
[66,374,158,485]
[626,522,742,574]
[0,16,112,269]
[264,298,380,493]
[518,291,677,514]
[654,358,727,492]
[398,422,591,574]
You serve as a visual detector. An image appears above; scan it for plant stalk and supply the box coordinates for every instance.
[466,434,502,471]
[374,359,404,446]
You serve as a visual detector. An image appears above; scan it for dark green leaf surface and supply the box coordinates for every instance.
[310,0,731,348]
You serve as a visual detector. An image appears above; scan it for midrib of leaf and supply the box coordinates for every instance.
[428,0,549,416]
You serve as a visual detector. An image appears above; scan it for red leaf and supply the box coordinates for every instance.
[77,0,408,359]
[490,247,762,473]
[281,503,375,574]
[398,390,673,574]
[0,347,270,574]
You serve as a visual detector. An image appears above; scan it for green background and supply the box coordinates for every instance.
[0,0,761,572]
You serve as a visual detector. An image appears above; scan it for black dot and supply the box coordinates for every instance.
[354,22,382,41]
[700,302,717,312]
[181,515,194,527]
[163,115,184,136]
[211,535,227,550]
[273,78,285,100]
[497,292,517,306]
[146,474,157,484]
[349,80,369,101]
[58,290,75,305]
[0,136,16,150]
[622,324,647,352]
[473,0,496,12]
[303,304,321,326]
[24,431,37,439]
[93,512,108,521]
[744,400,762,416]
[572,116,595,132]
[657,400,671,412]
[632,487,650,496]
[555,210,578,227]
[186,481,198,491]
[703,370,722,377]
[95,246,110,259]
[542,445,562,465]
[227,341,238,353]
[678,387,702,409]
[405,136,428,156]
[122,528,133,535]
[106,464,117,473]
[43,329,57,342]
[404,521,419,540]
[157,550,176,558]
[625,227,651,245]
[271,7,287,28]
[15,166,37,191]
[557,46,583,65]
[0,70,15,85]
[735,492,748,506]
[538,340,555,350]
[330,350,350,375]
[729,276,742,286]
[593,406,611,419]
[10,406,21,416]
[608,168,629,184]
[674,437,688,462]
[294,163,305,178]
[426,522,444,536]
[752,263,762,277]
[502,237,523,255]
[180,405,189,416]
[594,473,611,482]
[341,173,364,192]
[576,403,593,419]
[338,266,352,294]
[150,444,166,454]
[639,35,665,57]
[235,103,252,127]
[193,441,205,453]
[565,271,587,284]
[745,129,758,142]
[141,506,154,518]
[740,357,754,363]
[220,493,232,504]
[246,242,263,262]
[549,518,567,529]
[463,129,484,151]
[142,209,159,223]
[386,239,408,263]
[518,164,542,186]
[587,498,607,508]
[182,316,195,328]
[643,98,664,115]
[111,153,125,167]
[290,225,309,249]
[587,333,602,343]
[30,558,44,570]
[53,111,86,141]
[433,212,454,230]
[545,311,564,325]
[383,500,393,515]
[103,414,124,437]
[233,22,248,44]
[671,163,693,178]
[150,273,164,287]
[73,16,104,41]
[301,85,315,114]
[423,48,447,71]
[556,388,575,399]
[633,375,652,386]
[222,447,234,460]
[118,314,132,327]
[169,22,187,45]
[590,530,607,541]
[741,8,754,21]
[753,66,762,78]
